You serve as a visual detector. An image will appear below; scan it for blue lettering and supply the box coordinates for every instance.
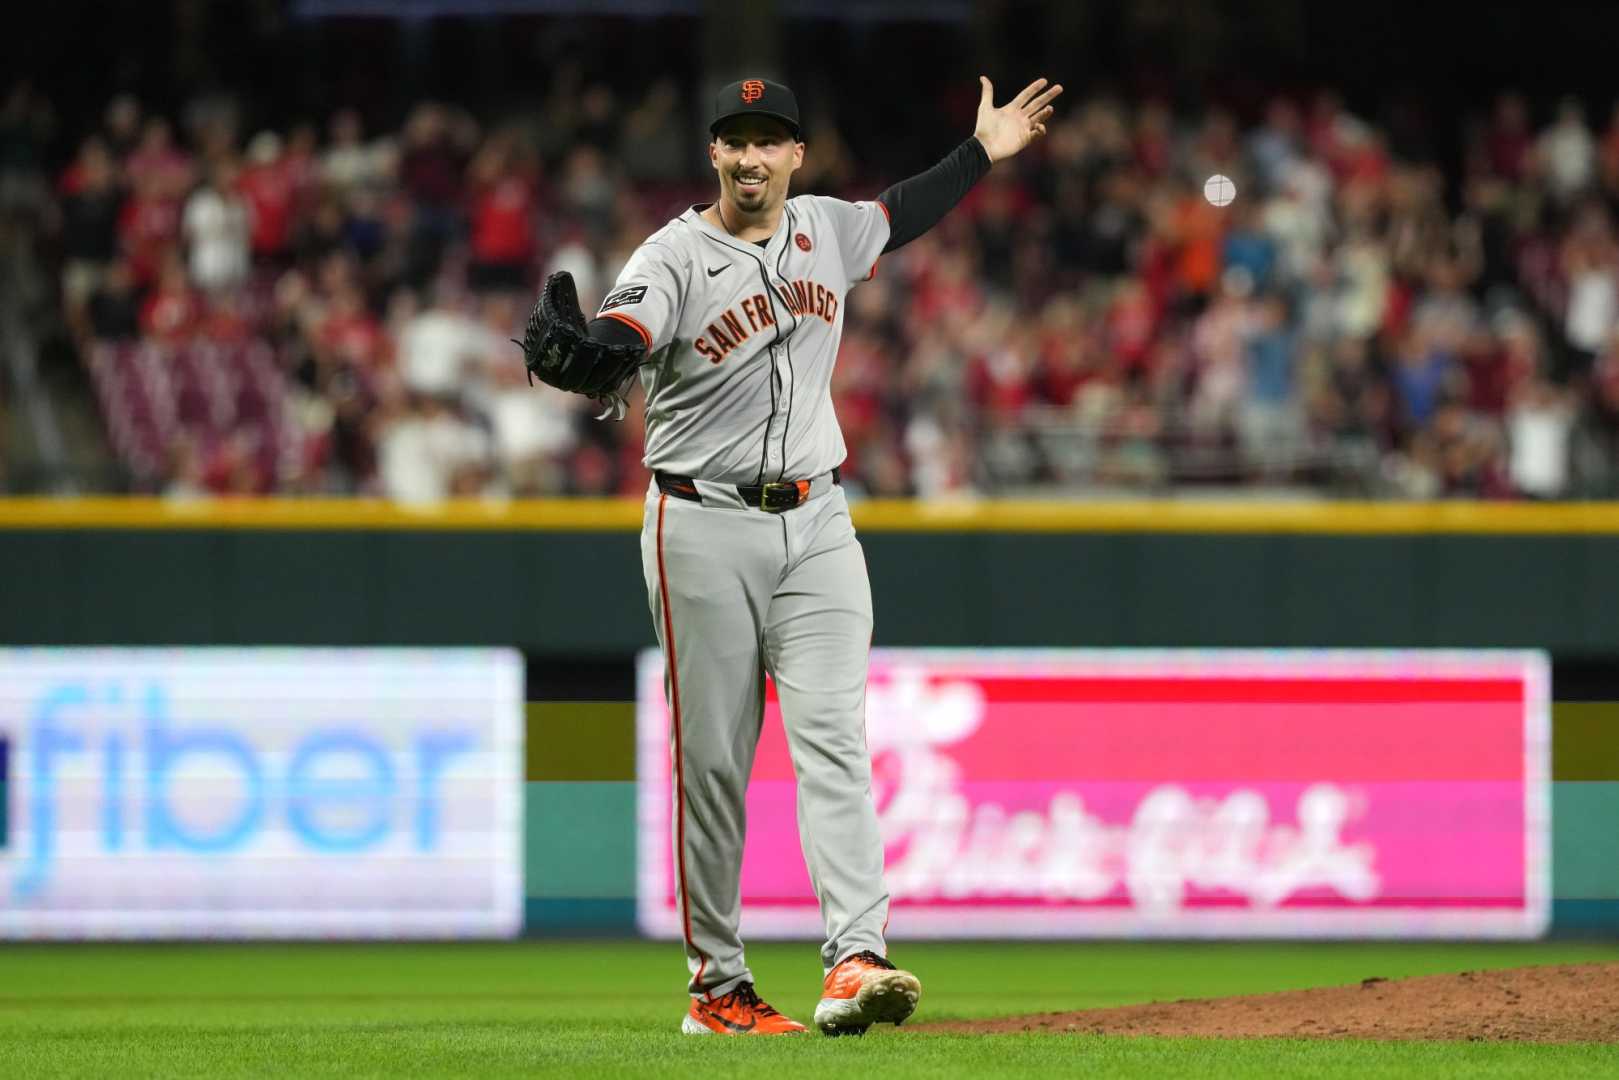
[17,674,486,883]
[145,684,264,851]
[415,732,474,849]
[102,683,126,850]
[285,732,394,851]
[16,682,89,898]
[102,734,125,850]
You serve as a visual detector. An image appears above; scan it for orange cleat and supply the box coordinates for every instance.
[682,982,808,1035]
[813,951,921,1035]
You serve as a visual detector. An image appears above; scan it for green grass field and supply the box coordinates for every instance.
[4,940,1619,1077]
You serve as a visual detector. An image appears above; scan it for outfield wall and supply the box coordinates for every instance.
[1,498,1616,936]
[6,499,1619,651]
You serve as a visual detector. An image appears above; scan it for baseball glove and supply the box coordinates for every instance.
[514,271,644,419]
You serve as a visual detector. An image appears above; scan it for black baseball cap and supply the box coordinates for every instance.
[710,79,801,141]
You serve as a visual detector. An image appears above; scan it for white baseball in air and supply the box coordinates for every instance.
[1204,173,1236,208]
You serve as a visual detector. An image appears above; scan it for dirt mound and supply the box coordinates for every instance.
[925,963,1619,1043]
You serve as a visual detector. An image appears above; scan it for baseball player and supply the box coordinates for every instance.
[518,74,1060,1035]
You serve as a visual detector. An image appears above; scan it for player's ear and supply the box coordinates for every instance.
[709,139,720,171]
[792,141,804,170]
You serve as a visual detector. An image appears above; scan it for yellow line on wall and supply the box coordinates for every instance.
[4,497,1619,534]
[0,497,643,531]
[850,499,1619,534]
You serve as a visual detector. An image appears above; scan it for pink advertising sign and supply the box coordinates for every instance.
[636,650,1550,939]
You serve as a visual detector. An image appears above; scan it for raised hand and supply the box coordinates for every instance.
[973,76,1063,164]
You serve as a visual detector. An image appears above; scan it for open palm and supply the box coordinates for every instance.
[974,76,1063,163]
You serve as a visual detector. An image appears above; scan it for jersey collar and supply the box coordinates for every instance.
[686,203,791,258]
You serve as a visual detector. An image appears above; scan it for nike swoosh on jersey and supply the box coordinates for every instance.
[706,265,729,277]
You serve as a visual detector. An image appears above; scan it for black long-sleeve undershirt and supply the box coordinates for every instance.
[876,136,992,253]
[587,314,645,347]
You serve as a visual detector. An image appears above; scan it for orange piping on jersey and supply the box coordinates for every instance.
[599,311,653,351]
[869,200,890,279]
[657,493,707,993]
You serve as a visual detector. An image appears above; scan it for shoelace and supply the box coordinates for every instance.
[849,950,896,970]
[714,982,780,1017]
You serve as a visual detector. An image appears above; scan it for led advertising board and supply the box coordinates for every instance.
[0,648,524,938]
[637,650,1550,939]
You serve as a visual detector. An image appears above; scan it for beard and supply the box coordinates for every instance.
[728,170,776,211]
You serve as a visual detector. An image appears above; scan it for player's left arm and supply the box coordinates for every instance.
[875,75,1062,253]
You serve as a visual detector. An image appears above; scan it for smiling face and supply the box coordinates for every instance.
[709,116,803,218]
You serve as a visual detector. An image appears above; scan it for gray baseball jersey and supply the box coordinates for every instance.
[611,195,896,1004]
[597,196,892,484]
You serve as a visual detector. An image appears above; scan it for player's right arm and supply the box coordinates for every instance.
[585,239,686,355]
[514,236,685,412]
[585,314,646,349]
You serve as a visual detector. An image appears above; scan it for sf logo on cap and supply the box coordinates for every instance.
[741,80,765,104]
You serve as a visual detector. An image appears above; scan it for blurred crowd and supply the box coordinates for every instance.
[19,79,1619,498]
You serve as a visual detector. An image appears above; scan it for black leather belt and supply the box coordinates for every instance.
[656,468,840,512]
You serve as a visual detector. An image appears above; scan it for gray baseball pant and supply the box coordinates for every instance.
[641,475,889,998]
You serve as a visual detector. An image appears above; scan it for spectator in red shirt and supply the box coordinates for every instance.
[318,284,384,371]
[140,254,201,341]
[237,131,294,264]
[199,290,253,344]
[965,309,1038,420]
[1033,329,1097,408]
[124,116,192,194]
[118,165,186,288]
[830,328,892,452]
[466,131,537,294]
[908,246,984,326]
[201,429,272,496]
[1104,279,1159,374]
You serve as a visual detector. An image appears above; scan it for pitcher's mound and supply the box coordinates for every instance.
[925,963,1619,1043]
